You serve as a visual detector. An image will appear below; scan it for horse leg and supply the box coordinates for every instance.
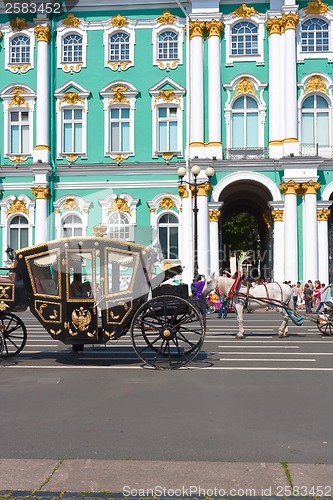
[278,310,289,338]
[235,303,245,339]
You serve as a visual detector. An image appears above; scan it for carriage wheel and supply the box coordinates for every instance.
[0,331,4,357]
[130,295,205,369]
[317,314,333,336]
[0,312,27,357]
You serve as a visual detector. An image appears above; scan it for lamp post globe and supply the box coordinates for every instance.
[177,166,186,179]
[191,165,201,177]
[205,166,215,178]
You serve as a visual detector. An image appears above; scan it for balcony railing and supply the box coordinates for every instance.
[300,144,333,158]
[223,147,268,160]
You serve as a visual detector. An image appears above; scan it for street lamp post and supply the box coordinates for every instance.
[177,165,215,280]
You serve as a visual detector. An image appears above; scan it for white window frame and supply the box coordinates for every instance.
[297,11,333,62]
[103,25,135,71]
[224,75,267,149]
[3,27,35,73]
[99,193,139,242]
[0,84,36,160]
[152,22,183,69]
[230,21,259,57]
[61,213,84,238]
[108,212,132,241]
[230,95,260,148]
[56,21,88,73]
[100,82,138,159]
[224,12,265,66]
[54,81,90,160]
[149,77,185,158]
[53,195,91,240]
[157,212,179,260]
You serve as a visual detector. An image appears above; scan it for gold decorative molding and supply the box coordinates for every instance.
[191,183,212,197]
[269,140,283,146]
[235,77,255,95]
[109,85,130,105]
[266,17,282,36]
[0,31,3,39]
[8,63,31,73]
[63,198,79,211]
[9,155,28,163]
[112,14,128,28]
[109,197,131,214]
[157,11,176,25]
[149,207,157,212]
[107,61,132,71]
[206,20,224,37]
[9,87,28,107]
[263,213,271,229]
[304,0,329,15]
[189,141,205,147]
[10,18,28,31]
[301,180,320,194]
[110,154,128,163]
[0,302,10,312]
[162,152,174,161]
[280,180,301,195]
[63,63,83,73]
[232,4,259,18]
[281,13,299,32]
[178,185,188,198]
[66,154,78,162]
[271,209,284,221]
[284,138,299,143]
[154,90,181,107]
[93,223,107,237]
[34,26,51,43]
[62,13,81,27]
[31,186,50,200]
[305,75,328,94]
[189,20,206,39]
[209,210,221,222]
[6,199,29,217]
[160,197,175,210]
[60,92,84,105]
[157,60,179,70]
[317,208,330,221]
[34,144,50,150]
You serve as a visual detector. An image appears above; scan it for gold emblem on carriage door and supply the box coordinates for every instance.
[72,307,91,332]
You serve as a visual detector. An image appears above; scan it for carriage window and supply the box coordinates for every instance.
[106,250,137,294]
[29,252,59,296]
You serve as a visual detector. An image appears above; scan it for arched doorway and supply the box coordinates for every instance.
[218,180,273,279]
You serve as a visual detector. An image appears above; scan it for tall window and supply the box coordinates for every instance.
[9,215,29,250]
[109,107,130,152]
[301,18,329,52]
[231,96,259,148]
[158,213,179,259]
[61,214,83,237]
[63,34,83,63]
[157,106,178,152]
[158,31,178,60]
[301,95,329,146]
[109,32,130,61]
[10,110,29,154]
[231,22,258,56]
[10,35,30,64]
[62,108,83,153]
[108,212,130,240]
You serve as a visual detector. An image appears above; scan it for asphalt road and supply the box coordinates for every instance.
[1,310,333,464]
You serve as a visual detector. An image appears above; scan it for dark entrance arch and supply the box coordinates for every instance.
[218,180,273,279]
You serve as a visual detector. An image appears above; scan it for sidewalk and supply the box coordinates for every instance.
[1,459,333,499]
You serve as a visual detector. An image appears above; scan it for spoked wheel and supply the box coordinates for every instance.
[0,312,27,357]
[130,295,205,369]
[317,314,333,336]
[0,331,4,357]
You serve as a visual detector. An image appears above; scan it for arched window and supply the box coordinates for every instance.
[231,22,258,56]
[231,96,259,148]
[158,213,179,259]
[61,214,83,237]
[301,94,329,146]
[157,106,178,152]
[158,30,178,60]
[301,18,329,52]
[108,212,130,240]
[10,35,30,64]
[62,34,83,63]
[109,32,130,61]
[9,215,29,250]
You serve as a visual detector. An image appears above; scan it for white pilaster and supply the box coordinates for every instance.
[208,203,223,275]
[189,19,205,148]
[281,181,299,282]
[179,186,193,286]
[269,202,285,282]
[302,182,320,282]
[33,24,51,163]
[31,166,52,244]
[317,205,331,285]
[196,183,211,277]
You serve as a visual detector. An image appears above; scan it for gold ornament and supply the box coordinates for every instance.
[66,154,78,163]
[266,17,282,36]
[271,209,284,221]
[60,92,84,105]
[281,13,299,32]
[34,26,51,43]
[6,198,29,216]
[280,180,301,195]
[109,197,131,214]
[154,90,181,108]
[62,13,81,27]
[159,197,175,210]
[157,11,176,25]
[31,186,50,199]
[232,4,259,18]
[235,77,255,95]
[9,87,28,107]
[93,223,107,237]
[72,307,91,332]
[109,85,130,105]
[304,0,329,15]
[190,183,212,197]
[63,198,79,211]
[209,210,221,222]
[178,185,188,198]
[317,208,330,221]
[111,14,128,28]
[206,20,224,37]
[10,18,28,31]
[301,180,320,194]
[189,20,206,39]
[305,75,328,94]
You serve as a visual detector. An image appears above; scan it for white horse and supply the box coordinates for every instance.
[206,274,294,339]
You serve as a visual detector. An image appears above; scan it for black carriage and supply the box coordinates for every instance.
[0,237,206,368]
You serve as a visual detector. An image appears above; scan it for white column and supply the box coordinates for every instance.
[282,13,299,156]
[281,181,299,282]
[271,209,285,282]
[33,25,51,163]
[196,183,211,277]
[206,19,223,159]
[267,17,283,159]
[302,181,320,282]
[209,208,221,275]
[189,20,205,148]
[317,207,330,285]
[32,186,50,244]
[179,185,193,286]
